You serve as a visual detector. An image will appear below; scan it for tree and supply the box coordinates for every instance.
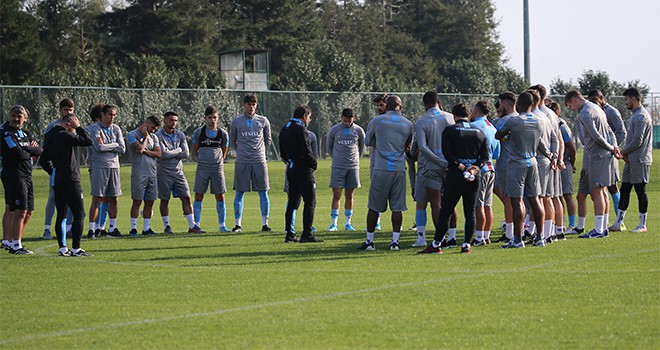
[550,77,579,96]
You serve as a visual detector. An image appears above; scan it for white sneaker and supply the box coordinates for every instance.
[565,226,583,235]
[631,225,647,233]
[412,239,427,247]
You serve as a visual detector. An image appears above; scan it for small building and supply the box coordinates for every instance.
[219,48,270,91]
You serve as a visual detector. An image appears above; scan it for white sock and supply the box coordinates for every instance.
[484,230,491,240]
[505,223,514,239]
[109,219,117,231]
[475,231,484,241]
[616,210,627,225]
[45,224,51,230]
[595,215,605,233]
[392,231,400,243]
[448,228,457,240]
[639,213,647,227]
[72,247,81,254]
[236,218,242,227]
[2,239,9,246]
[543,220,552,239]
[432,240,440,248]
[577,216,586,230]
[143,218,151,232]
[529,222,536,235]
[185,214,195,229]
[95,222,104,230]
[59,247,69,254]
[366,231,374,243]
[13,240,22,249]
[556,226,564,235]
[130,218,138,230]
[345,215,352,225]
[89,222,96,231]
[417,225,426,235]
[261,216,268,226]
[162,216,170,228]
[331,216,338,226]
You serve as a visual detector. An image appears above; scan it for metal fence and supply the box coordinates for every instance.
[1,86,658,163]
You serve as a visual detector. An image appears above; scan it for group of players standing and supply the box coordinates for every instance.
[0,85,653,256]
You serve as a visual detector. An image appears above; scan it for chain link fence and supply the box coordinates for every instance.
[1,86,658,164]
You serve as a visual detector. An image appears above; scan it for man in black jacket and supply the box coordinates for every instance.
[41,114,93,256]
[279,105,321,243]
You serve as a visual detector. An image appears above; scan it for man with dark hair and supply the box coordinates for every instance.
[127,116,162,236]
[565,90,620,238]
[610,88,653,232]
[230,95,272,232]
[280,104,321,243]
[87,104,125,237]
[419,102,489,254]
[370,93,388,231]
[1,105,42,254]
[588,89,627,224]
[326,108,365,232]
[40,113,93,256]
[43,98,75,239]
[360,95,413,251]
[85,103,110,237]
[470,100,500,245]
[495,92,554,248]
[156,111,195,234]
[415,91,456,248]
[492,92,517,243]
[192,106,230,233]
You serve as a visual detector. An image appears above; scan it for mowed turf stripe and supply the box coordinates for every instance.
[3,247,657,346]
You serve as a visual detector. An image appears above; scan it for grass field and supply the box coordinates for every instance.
[1,151,659,349]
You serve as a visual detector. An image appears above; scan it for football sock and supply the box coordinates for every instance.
[216,201,226,227]
[193,200,203,226]
[448,228,457,240]
[543,220,553,239]
[161,216,170,228]
[258,190,270,218]
[577,216,586,230]
[130,218,138,230]
[234,191,245,221]
[639,212,647,227]
[98,202,109,228]
[291,208,297,231]
[594,215,605,234]
[475,231,484,241]
[109,219,117,231]
[611,192,620,212]
[392,231,400,243]
[615,209,626,225]
[330,209,339,226]
[89,222,96,231]
[143,218,151,232]
[366,231,374,243]
[505,223,514,239]
[344,209,353,225]
[185,214,195,229]
[568,215,576,227]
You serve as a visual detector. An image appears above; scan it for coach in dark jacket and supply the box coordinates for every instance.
[279,104,321,243]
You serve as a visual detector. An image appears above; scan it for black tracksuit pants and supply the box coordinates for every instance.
[54,182,85,249]
[285,168,316,236]
[434,171,479,244]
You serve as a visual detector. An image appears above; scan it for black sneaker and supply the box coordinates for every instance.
[95,229,106,238]
[556,233,566,240]
[390,241,400,251]
[284,233,299,243]
[188,226,205,234]
[357,241,375,251]
[545,237,553,244]
[71,249,93,257]
[299,234,323,243]
[2,242,11,250]
[461,244,472,254]
[232,225,242,233]
[261,225,272,232]
[418,244,441,254]
[58,249,72,257]
[440,238,457,248]
[87,229,96,239]
[497,234,510,243]
[472,239,486,246]
[107,228,122,238]
[141,228,157,236]
[485,238,491,245]
[9,247,33,255]
[163,225,174,234]
[129,228,139,237]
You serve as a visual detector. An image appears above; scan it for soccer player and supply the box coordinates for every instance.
[370,94,388,230]
[230,95,272,232]
[43,98,75,240]
[156,112,197,234]
[418,102,489,254]
[280,105,321,243]
[127,116,161,236]
[588,89,627,215]
[359,95,413,251]
[492,92,518,243]
[610,88,653,232]
[85,104,110,238]
[192,106,230,233]
[87,104,126,237]
[414,92,456,248]
[40,113,93,256]
[1,105,42,254]
[495,92,555,248]
[470,101,500,245]
[565,90,620,238]
[326,108,365,232]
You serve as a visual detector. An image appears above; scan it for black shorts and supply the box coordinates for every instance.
[3,175,34,211]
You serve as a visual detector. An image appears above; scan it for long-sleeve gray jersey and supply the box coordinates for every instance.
[229,114,271,164]
[493,112,517,173]
[577,101,615,159]
[621,106,652,165]
[83,123,96,168]
[127,128,159,177]
[326,122,365,169]
[308,130,320,158]
[603,103,627,146]
[558,118,574,164]
[88,121,125,169]
[498,113,552,169]
[156,128,189,175]
[533,108,558,165]
[365,111,413,172]
[415,107,454,172]
[192,127,229,169]
[540,104,562,153]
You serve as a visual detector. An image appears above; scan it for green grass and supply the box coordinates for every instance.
[1,151,659,349]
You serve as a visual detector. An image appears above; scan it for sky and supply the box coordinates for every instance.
[492,0,660,93]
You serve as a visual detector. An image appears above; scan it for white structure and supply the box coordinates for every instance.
[219,49,270,91]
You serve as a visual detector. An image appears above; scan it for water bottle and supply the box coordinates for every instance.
[463,171,475,182]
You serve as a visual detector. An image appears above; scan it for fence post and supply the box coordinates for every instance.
[140,89,146,119]
[37,87,42,128]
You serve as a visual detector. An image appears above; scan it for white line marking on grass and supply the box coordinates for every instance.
[2,247,658,345]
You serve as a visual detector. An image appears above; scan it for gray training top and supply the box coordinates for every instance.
[192,127,229,168]
[498,112,551,169]
[127,128,160,177]
[88,121,126,169]
[603,103,627,147]
[415,106,454,172]
[156,128,189,174]
[621,106,653,165]
[365,111,414,172]
[326,122,365,169]
[576,101,615,159]
[230,113,271,164]
[493,112,517,173]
